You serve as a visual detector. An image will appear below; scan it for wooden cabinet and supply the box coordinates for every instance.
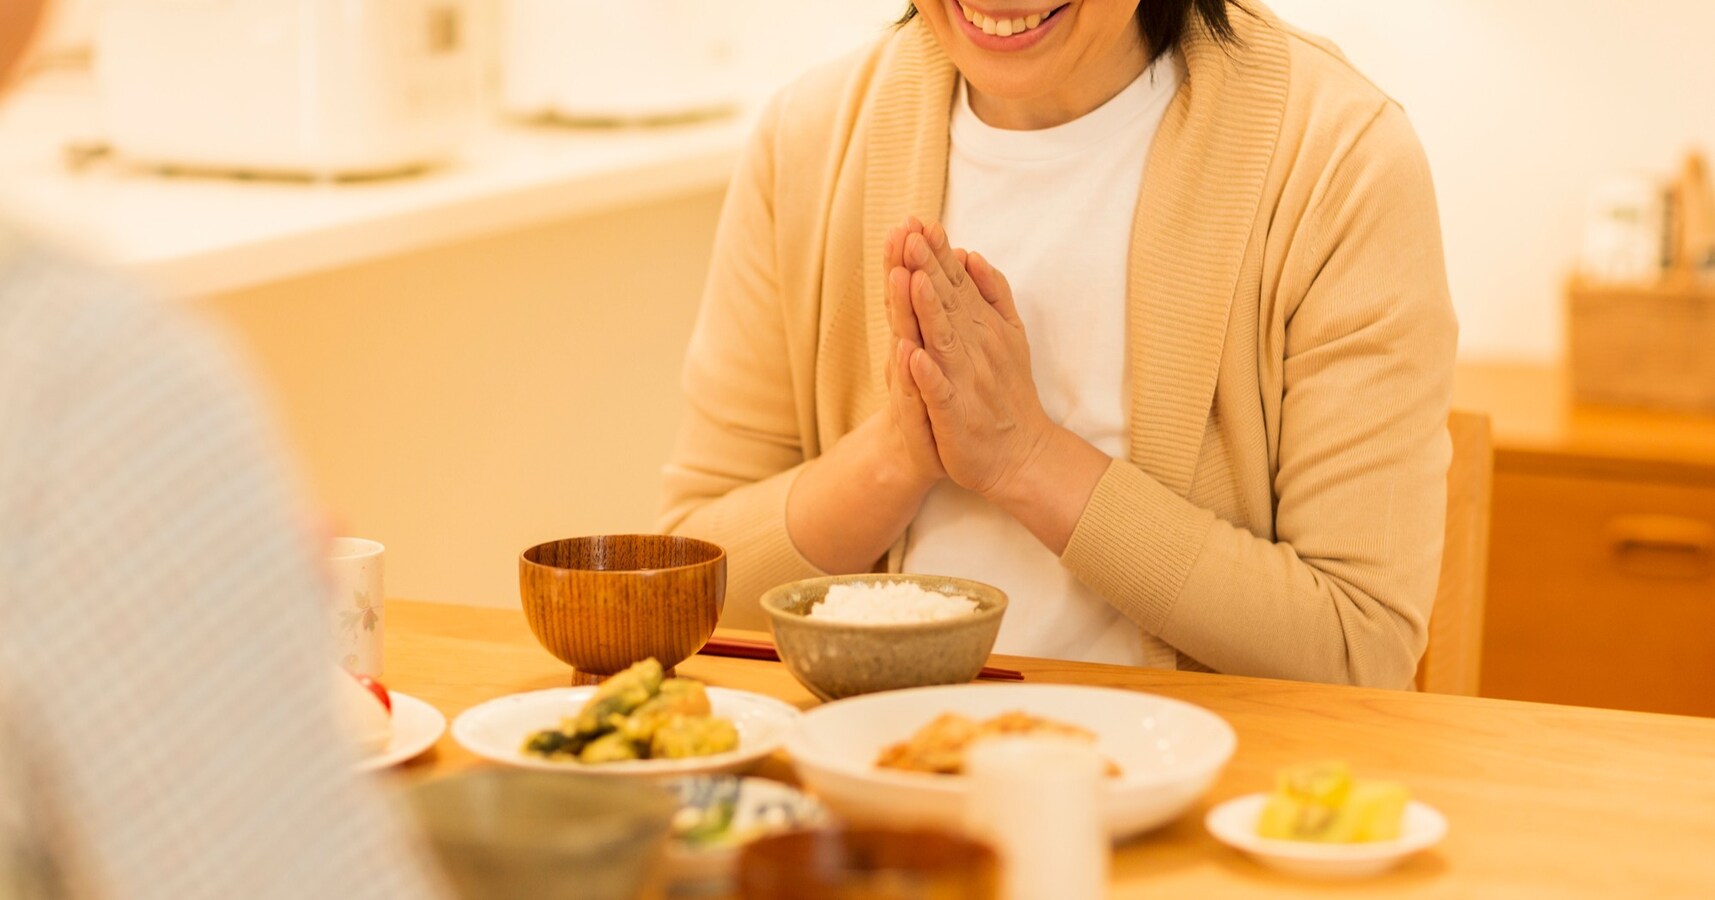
[1456,364,1715,718]
[1483,466,1715,716]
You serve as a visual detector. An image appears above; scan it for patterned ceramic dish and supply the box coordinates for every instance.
[759,574,1008,701]
[451,686,801,777]
[661,776,831,897]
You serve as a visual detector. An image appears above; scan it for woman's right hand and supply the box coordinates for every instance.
[884,220,945,488]
[780,223,947,575]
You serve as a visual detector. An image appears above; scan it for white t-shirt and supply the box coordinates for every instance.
[902,54,1184,668]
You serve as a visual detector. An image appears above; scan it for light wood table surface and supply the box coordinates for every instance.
[381,600,1715,898]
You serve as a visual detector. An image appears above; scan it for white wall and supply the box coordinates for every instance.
[1268,0,1715,362]
[203,192,726,608]
[735,0,904,93]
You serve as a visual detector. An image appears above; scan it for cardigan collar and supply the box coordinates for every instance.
[859,7,1290,495]
[860,23,957,415]
[1126,9,1289,494]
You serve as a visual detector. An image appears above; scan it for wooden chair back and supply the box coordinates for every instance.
[1417,411,1495,695]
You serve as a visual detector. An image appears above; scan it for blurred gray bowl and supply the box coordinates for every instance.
[407,769,675,900]
[760,574,1007,702]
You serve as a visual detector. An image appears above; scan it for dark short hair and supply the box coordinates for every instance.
[898,1,1241,62]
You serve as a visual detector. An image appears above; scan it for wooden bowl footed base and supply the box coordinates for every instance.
[570,666,678,687]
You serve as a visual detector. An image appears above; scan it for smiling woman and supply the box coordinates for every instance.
[902,0,1235,127]
[660,0,1458,688]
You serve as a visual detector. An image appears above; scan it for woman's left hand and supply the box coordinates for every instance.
[899,223,1055,501]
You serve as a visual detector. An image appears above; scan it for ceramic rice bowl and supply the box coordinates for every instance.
[760,574,1007,701]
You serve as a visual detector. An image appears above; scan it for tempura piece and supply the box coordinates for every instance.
[875,713,979,774]
[975,710,1096,743]
[651,714,739,759]
[519,658,740,765]
[521,729,587,759]
[876,710,1118,776]
[578,731,642,764]
[570,658,664,736]
[619,679,713,743]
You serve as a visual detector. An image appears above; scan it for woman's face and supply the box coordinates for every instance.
[912,0,1146,105]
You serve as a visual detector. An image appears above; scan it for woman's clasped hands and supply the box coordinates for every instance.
[882,217,1058,503]
[783,215,1107,568]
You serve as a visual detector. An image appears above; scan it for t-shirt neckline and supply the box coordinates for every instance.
[951,51,1183,163]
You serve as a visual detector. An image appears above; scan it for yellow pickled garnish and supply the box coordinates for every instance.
[1257,761,1408,843]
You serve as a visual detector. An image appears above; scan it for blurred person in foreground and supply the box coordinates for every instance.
[0,4,445,898]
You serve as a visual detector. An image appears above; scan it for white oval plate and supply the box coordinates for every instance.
[357,692,446,771]
[1205,793,1448,878]
[451,686,800,777]
[787,683,1236,840]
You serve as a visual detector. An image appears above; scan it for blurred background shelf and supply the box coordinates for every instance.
[1455,363,1715,717]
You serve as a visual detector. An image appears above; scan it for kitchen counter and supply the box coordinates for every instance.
[1453,361,1715,482]
[0,68,756,297]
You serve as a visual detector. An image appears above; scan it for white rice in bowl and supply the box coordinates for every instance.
[806,581,980,624]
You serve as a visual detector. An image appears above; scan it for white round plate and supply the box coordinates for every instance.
[786,683,1236,841]
[357,692,446,771]
[1205,793,1448,878]
[451,686,800,777]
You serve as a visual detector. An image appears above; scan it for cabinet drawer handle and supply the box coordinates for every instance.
[1604,515,1715,579]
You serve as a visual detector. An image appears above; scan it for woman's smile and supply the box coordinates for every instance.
[949,0,1070,52]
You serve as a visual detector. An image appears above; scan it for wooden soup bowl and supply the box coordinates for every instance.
[520,535,725,685]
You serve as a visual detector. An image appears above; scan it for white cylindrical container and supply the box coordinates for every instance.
[963,736,1108,900]
[96,0,481,178]
[501,0,744,122]
[326,537,385,677]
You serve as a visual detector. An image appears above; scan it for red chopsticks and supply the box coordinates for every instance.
[699,635,1024,682]
[698,635,780,662]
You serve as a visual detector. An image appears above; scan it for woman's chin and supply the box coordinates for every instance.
[961,68,1060,108]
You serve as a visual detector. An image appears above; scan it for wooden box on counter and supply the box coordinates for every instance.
[1567,275,1715,413]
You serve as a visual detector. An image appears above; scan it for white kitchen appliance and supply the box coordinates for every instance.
[501,0,744,123]
[94,0,483,178]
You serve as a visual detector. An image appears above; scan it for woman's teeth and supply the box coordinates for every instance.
[958,3,1048,37]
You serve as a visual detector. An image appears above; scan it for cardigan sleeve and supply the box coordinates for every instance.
[657,96,825,629]
[1061,103,1458,688]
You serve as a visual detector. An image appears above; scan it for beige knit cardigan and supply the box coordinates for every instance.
[659,3,1457,688]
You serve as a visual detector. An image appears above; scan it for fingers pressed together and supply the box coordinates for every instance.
[881,217,944,482]
[881,215,1045,499]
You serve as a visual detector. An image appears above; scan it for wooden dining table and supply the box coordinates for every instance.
[380,600,1715,898]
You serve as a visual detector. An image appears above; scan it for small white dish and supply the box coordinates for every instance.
[1205,793,1448,879]
[451,686,800,777]
[357,692,446,771]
